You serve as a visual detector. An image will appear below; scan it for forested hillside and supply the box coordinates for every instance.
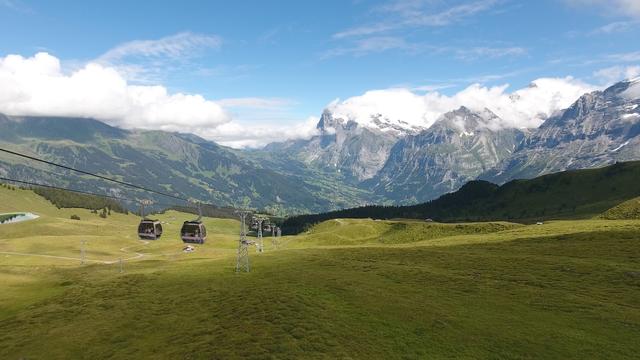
[282,161,640,234]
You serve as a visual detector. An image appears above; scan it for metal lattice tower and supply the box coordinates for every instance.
[235,210,251,273]
[253,215,270,253]
[139,199,152,218]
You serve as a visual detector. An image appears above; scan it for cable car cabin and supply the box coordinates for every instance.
[181,221,207,244]
[138,219,163,240]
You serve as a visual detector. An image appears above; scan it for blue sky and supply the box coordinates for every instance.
[1,0,639,146]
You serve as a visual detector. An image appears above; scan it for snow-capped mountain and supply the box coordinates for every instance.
[2,79,639,211]
[265,78,640,205]
[481,78,640,183]
[364,106,525,203]
[266,110,403,181]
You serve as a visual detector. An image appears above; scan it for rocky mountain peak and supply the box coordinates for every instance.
[482,78,640,184]
[432,106,503,135]
[320,104,426,136]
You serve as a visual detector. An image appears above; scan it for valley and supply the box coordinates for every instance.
[3,79,639,213]
[2,2,640,358]
[1,183,639,359]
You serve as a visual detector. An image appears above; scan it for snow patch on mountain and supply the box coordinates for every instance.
[324,77,595,134]
[612,140,630,152]
[622,78,640,99]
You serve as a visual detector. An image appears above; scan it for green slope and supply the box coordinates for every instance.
[2,185,640,358]
[0,114,369,213]
[292,218,521,246]
[599,196,640,219]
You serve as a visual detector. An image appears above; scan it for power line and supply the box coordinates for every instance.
[4,161,184,209]
[0,176,178,209]
[0,147,188,202]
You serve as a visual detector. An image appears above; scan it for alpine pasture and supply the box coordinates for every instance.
[1,185,639,359]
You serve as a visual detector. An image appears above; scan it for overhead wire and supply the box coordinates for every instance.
[0,155,186,208]
[0,176,179,209]
[0,147,189,202]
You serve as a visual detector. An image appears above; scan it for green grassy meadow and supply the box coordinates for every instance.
[1,185,639,359]
[599,196,640,220]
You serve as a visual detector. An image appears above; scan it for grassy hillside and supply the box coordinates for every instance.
[283,161,640,234]
[290,218,521,246]
[599,196,640,219]
[0,185,241,267]
[0,115,371,213]
[2,186,640,358]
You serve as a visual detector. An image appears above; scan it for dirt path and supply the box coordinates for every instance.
[1,240,154,265]
[0,251,107,263]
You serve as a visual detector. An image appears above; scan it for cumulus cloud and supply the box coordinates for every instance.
[0,52,601,149]
[326,77,596,130]
[0,52,320,149]
[0,52,231,133]
[201,116,320,148]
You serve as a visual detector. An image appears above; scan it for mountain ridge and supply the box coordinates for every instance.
[282,160,640,234]
[1,78,639,213]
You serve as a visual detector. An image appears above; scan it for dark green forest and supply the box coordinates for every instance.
[282,161,640,234]
[32,187,128,214]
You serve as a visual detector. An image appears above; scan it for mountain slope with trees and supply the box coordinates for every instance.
[282,161,640,234]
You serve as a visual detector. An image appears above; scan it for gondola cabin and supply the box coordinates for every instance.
[181,220,207,244]
[138,219,163,240]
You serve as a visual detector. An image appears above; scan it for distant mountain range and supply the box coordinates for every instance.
[0,115,371,213]
[481,78,640,183]
[1,79,639,213]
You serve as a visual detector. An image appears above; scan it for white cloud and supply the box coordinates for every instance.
[565,0,640,18]
[0,52,231,133]
[96,32,222,83]
[0,0,30,12]
[322,39,525,60]
[98,32,222,63]
[593,65,640,85]
[327,1,521,60]
[455,46,527,60]
[590,20,638,35]
[326,77,595,131]
[322,36,416,58]
[0,52,320,149]
[217,97,293,109]
[606,51,640,62]
[0,52,603,150]
[622,79,640,99]
[334,0,500,38]
[202,116,320,148]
